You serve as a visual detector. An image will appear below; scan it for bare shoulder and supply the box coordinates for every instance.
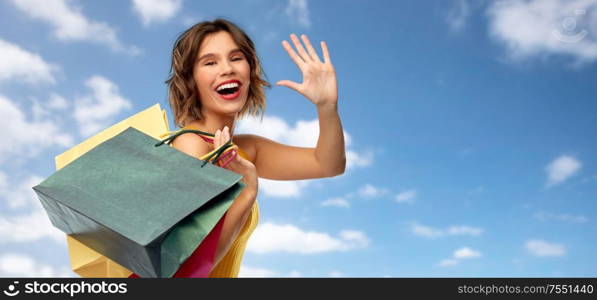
[171,132,212,159]
[233,134,258,163]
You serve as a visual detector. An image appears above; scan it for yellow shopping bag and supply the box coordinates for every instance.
[56,103,171,278]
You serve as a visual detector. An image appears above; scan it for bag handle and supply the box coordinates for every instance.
[155,129,213,146]
[155,129,237,168]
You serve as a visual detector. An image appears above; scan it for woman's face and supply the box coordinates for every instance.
[193,31,251,117]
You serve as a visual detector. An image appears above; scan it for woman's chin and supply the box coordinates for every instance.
[206,93,248,116]
[218,96,247,112]
[217,103,246,116]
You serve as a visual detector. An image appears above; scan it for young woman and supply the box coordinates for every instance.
[166,19,345,277]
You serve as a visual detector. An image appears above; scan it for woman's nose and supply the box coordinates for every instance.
[219,60,234,75]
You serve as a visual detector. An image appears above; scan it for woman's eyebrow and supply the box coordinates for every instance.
[197,49,242,62]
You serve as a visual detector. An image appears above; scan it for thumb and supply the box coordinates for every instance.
[276,80,302,92]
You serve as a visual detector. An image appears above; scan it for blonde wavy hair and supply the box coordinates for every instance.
[166,19,270,127]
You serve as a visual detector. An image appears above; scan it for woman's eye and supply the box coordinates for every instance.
[231,57,243,61]
[204,61,215,66]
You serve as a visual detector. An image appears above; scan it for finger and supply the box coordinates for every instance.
[224,126,230,143]
[301,34,321,63]
[282,40,306,70]
[321,41,332,65]
[290,33,312,62]
[276,80,302,93]
[219,149,236,168]
[215,129,221,148]
[221,128,227,147]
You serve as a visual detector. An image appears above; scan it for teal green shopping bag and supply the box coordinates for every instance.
[33,127,244,278]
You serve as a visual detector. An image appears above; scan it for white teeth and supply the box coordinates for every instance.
[216,82,239,91]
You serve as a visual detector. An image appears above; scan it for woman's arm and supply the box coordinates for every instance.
[211,187,256,266]
[246,103,345,180]
[250,34,346,180]
[172,129,258,270]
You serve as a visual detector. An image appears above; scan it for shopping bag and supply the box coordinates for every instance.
[56,103,169,277]
[127,128,239,278]
[55,104,238,278]
[173,214,225,277]
[129,211,226,278]
[67,237,133,277]
[34,125,244,278]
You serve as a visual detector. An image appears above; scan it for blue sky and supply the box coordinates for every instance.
[0,0,596,277]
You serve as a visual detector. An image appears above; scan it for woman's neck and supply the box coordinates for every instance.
[186,109,237,136]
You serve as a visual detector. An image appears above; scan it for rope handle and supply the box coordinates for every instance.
[155,129,238,168]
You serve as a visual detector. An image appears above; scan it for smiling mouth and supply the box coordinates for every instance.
[216,82,240,95]
[215,80,242,100]
[217,87,239,95]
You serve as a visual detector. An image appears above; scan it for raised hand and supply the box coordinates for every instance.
[213,126,258,193]
[277,34,338,109]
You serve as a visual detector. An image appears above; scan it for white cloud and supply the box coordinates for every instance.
[321,197,350,208]
[339,230,369,248]
[2,175,44,209]
[239,265,278,277]
[0,208,64,244]
[237,115,289,142]
[246,222,369,254]
[8,0,139,55]
[411,223,444,238]
[239,265,305,278]
[446,0,471,32]
[0,39,58,84]
[48,94,69,110]
[0,172,64,244]
[525,239,566,257]
[31,94,70,121]
[0,95,73,161]
[439,259,459,267]
[285,0,310,28]
[534,211,588,223]
[0,253,72,277]
[411,223,484,238]
[446,225,484,236]
[287,119,319,147]
[239,116,352,149]
[438,247,482,267]
[546,155,582,186]
[395,189,416,204]
[0,173,6,190]
[132,0,182,27]
[454,247,482,259]
[287,270,302,277]
[487,0,597,65]
[0,173,64,244]
[258,178,309,198]
[74,75,133,136]
[358,184,388,198]
[328,270,344,277]
[346,149,374,170]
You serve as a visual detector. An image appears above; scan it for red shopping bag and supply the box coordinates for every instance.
[129,213,226,278]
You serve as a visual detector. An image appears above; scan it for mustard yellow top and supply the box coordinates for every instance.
[182,126,259,278]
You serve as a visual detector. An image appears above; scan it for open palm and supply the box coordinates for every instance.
[277,34,338,108]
